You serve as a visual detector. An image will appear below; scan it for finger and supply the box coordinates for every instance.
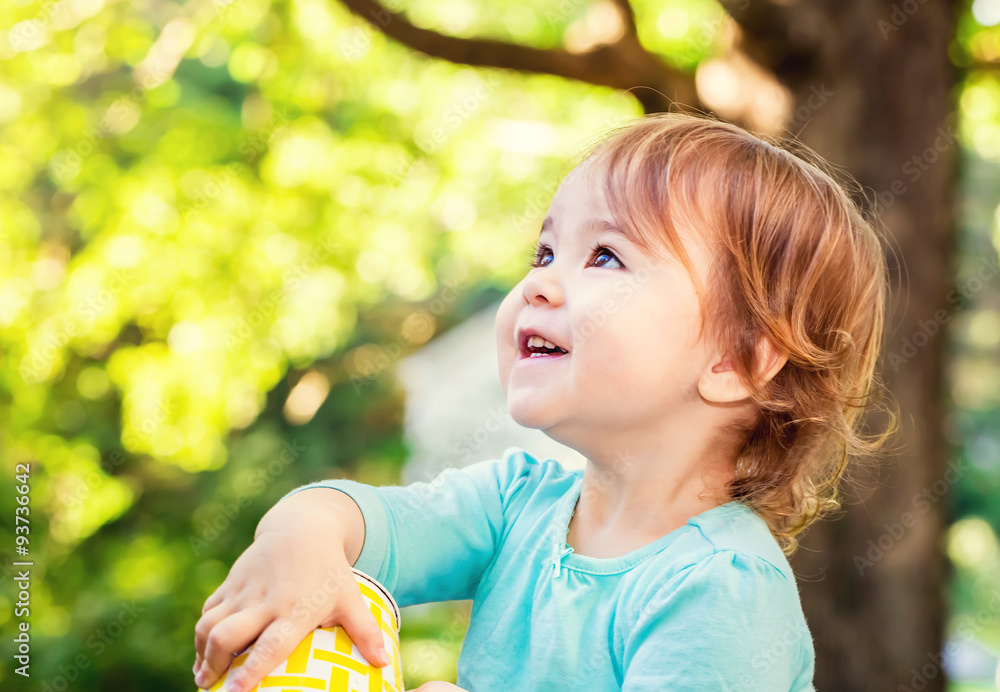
[199,608,273,690]
[333,586,390,668]
[223,617,315,692]
[194,599,237,664]
[202,585,228,614]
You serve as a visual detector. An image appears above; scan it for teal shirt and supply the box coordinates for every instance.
[279,446,816,691]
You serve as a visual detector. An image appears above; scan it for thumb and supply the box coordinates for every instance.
[334,586,391,668]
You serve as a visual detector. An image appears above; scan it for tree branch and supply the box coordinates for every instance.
[967,57,1000,72]
[716,0,820,79]
[337,0,700,113]
[608,0,639,39]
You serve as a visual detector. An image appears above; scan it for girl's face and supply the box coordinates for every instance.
[494,157,720,446]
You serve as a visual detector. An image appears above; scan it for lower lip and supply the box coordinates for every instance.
[516,352,569,365]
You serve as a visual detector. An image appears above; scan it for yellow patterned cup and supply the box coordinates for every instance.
[199,568,403,692]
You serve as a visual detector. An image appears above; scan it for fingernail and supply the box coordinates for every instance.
[378,648,390,666]
[194,670,206,688]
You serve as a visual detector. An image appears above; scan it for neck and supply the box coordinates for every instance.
[559,412,741,541]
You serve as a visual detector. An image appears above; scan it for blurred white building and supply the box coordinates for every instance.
[943,636,1000,690]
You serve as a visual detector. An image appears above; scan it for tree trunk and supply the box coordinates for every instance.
[770,3,960,690]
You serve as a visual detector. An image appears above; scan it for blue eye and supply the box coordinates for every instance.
[528,243,624,270]
[527,246,550,268]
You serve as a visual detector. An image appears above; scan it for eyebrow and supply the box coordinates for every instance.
[539,217,629,240]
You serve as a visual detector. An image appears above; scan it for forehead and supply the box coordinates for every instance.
[547,159,609,216]
[542,163,633,243]
[539,215,628,242]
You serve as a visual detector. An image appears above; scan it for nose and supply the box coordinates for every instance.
[521,265,565,307]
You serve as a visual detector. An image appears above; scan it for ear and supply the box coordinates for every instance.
[698,335,787,404]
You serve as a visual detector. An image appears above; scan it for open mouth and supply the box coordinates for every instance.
[518,332,570,359]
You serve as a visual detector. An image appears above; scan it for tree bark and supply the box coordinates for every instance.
[769,2,960,689]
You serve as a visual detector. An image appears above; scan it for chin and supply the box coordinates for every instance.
[504,395,557,431]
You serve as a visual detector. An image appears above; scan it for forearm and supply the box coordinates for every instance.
[255,487,367,567]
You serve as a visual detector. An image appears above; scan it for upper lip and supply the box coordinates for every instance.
[516,325,570,357]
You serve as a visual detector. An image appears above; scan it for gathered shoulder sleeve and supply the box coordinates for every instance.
[621,550,816,692]
[277,447,545,607]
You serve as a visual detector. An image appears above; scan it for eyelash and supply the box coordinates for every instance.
[528,243,624,270]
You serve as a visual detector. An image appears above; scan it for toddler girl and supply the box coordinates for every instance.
[193,111,895,691]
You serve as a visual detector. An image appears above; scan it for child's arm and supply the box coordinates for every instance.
[194,447,544,691]
[620,550,815,691]
[279,447,544,608]
[193,487,390,692]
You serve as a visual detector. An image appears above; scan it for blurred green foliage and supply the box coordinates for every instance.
[0,0,997,689]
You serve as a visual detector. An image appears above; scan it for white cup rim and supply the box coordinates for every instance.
[351,567,401,632]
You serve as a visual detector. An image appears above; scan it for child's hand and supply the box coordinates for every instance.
[408,683,469,692]
[193,530,390,692]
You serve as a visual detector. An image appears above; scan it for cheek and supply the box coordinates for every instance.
[495,288,522,355]
[574,306,690,384]
[495,285,520,325]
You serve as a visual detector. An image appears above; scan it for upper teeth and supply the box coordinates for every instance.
[527,335,563,351]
